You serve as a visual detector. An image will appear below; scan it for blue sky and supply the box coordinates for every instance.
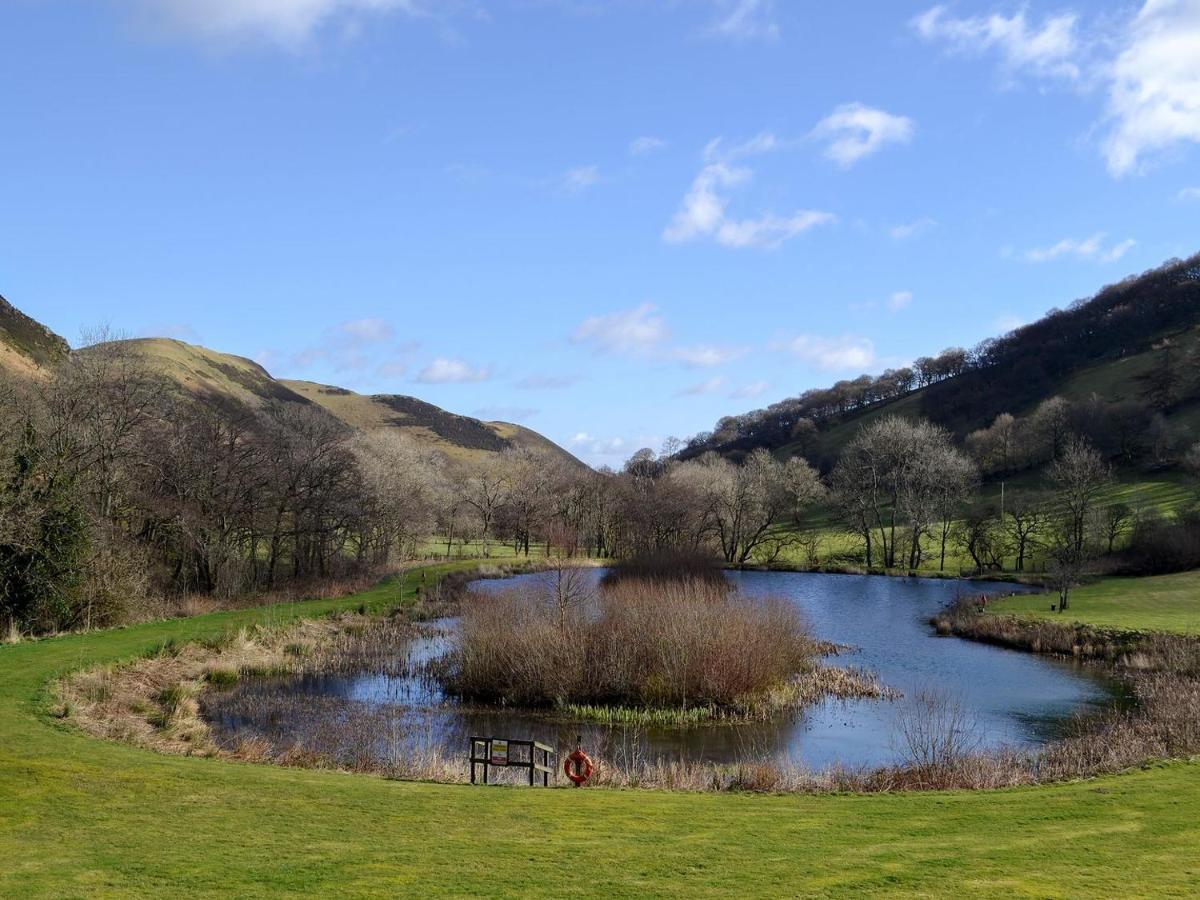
[2,1,1198,466]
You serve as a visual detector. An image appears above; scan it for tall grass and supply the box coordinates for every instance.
[443,576,817,710]
[599,550,728,588]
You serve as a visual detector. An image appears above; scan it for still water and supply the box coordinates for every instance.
[205,570,1121,770]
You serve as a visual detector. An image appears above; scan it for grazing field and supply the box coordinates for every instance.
[3,565,1200,897]
[990,570,1200,634]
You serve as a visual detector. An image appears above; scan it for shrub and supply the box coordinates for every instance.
[1112,512,1200,575]
[599,550,728,589]
[443,576,815,710]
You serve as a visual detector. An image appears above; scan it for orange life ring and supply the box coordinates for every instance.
[564,749,594,785]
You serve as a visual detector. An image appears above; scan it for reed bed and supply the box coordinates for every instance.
[443,576,836,712]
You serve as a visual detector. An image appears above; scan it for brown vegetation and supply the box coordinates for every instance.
[442,576,827,712]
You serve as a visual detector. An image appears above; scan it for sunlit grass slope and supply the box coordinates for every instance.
[991,570,1200,635]
[3,564,1200,897]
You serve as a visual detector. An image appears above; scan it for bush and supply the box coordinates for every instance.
[1113,512,1200,575]
[443,576,815,710]
[599,550,727,588]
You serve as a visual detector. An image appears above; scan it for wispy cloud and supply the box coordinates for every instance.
[557,165,601,195]
[671,344,747,368]
[887,290,914,311]
[286,317,402,372]
[1179,187,1200,202]
[911,5,1081,82]
[663,138,835,250]
[811,103,915,168]
[572,303,669,355]
[629,136,667,156]
[890,217,937,240]
[1103,1,1200,176]
[1017,233,1136,264]
[515,374,581,390]
[774,334,875,372]
[913,3,1200,179]
[730,380,770,400]
[125,0,434,49]
[415,357,492,384]
[676,376,728,397]
[706,0,779,42]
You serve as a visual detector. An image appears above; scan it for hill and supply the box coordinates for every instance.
[682,252,1200,471]
[106,339,583,470]
[282,379,582,468]
[0,294,70,379]
[1,301,580,471]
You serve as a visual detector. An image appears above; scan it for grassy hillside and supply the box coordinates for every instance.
[2,564,1200,897]
[76,339,581,470]
[284,379,583,469]
[0,294,70,379]
[774,324,1200,468]
[117,338,315,408]
[698,254,1200,472]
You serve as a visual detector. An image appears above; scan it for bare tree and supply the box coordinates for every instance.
[456,457,509,558]
[831,416,970,570]
[691,449,790,566]
[1047,437,1112,558]
[1003,491,1045,572]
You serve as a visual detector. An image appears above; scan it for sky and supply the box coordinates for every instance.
[1,0,1199,467]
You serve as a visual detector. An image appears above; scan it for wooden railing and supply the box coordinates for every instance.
[469,737,557,786]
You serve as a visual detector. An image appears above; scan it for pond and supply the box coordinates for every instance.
[204,570,1123,772]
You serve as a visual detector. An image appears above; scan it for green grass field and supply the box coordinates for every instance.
[990,570,1200,634]
[3,564,1200,896]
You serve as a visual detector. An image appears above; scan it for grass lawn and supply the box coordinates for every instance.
[3,565,1200,897]
[990,570,1200,634]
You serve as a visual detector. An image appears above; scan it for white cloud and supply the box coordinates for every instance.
[913,3,1200,178]
[890,217,937,240]
[811,103,915,168]
[127,0,429,48]
[1179,187,1200,202]
[777,335,875,372]
[671,344,747,367]
[415,357,491,384]
[1103,0,1200,176]
[630,136,667,156]
[663,159,835,250]
[707,0,779,42]
[559,165,600,195]
[1019,233,1137,263]
[730,380,770,399]
[912,5,1081,81]
[676,376,728,397]
[888,290,914,311]
[568,432,631,462]
[572,303,669,355]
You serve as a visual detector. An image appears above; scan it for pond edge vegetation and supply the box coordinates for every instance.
[48,561,1200,795]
